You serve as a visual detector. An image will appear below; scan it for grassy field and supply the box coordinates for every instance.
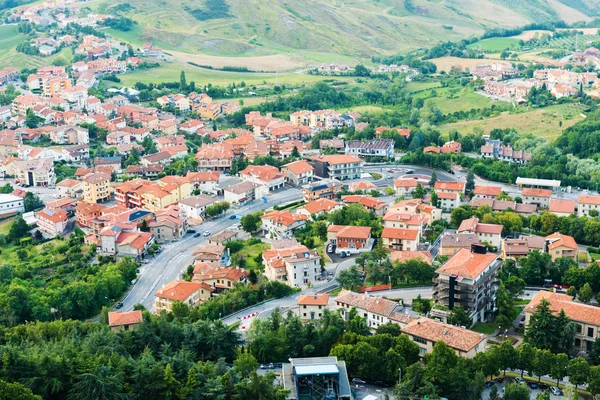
[414,85,497,114]
[438,103,587,139]
[404,81,442,93]
[0,217,13,235]
[471,322,497,334]
[429,57,498,73]
[231,241,269,271]
[467,37,521,52]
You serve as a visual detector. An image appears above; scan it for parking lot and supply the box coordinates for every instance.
[483,378,566,400]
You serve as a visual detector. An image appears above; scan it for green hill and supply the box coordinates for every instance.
[89,0,600,64]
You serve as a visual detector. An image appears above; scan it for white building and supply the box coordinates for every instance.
[0,194,25,218]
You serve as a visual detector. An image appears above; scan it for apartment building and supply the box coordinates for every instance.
[302,180,345,202]
[335,290,413,330]
[82,172,111,203]
[394,179,419,196]
[307,155,364,180]
[327,225,373,254]
[473,186,502,199]
[434,181,466,194]
[381,227,420,251]
[0,194,24,218]
[297,294,330,322]
[457,217,503,248]
[260,210,308,239]
[36,208,68,237]
[432,246,502,324]
[578,195,600,217]
[263,242,321,287]
[13,158,56,187]
[239,165,285,191]
[522,188,552,208]
[282,160,314,186]
[154,280,214,314]
[345,139,394,158]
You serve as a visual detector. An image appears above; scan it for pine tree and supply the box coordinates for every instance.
[414,183,425,199]
[429,171,438,187]
[466,171,475,192]
[179,71,187,93]
[430,190,439,208]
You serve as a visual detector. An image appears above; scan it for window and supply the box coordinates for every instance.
[589,327,594,338]
[413,336,427,345]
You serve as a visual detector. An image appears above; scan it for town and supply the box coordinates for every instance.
[4,1,600,399]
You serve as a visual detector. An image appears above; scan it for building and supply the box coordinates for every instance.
[297,294,329,322]
[327,225,372,254]
[545,232,578,261]
[148,213,186,243]
[192,244,229,267]
[0,194,24,218]
[296,198,342,220]
[440,233,480,256]
[432,246,502,324]
[260,210,308,239]
[549,199,576,217]
[470,198,537,215]
[524,291,600,354]
[99,227,154,260]
[473,186,502,199]
[401,317,487,358]
[281,357,351,400]
[391,250,432,265]
[36,208,68,237]
[383,211,426,234]
[307,155,364,180]
[282,160,314,186]
[522,188,552,208]
[516,177,561,191]
[154,280,214,313]
[207,230,238,246]
[13,158,55,187]
[223,181,266,205]
[381,227,420,251]
[239,165,285,191]
[394,179,419,196]
[192,264,248,292]
[437,192,461,211]
[578,195,600,217]
[501,236,545,260]
[302,180,344,202]
[345,139,394,158]
[179,194,216,223]
[108,310,143,333]
[457,217,503,248]
[434,181,465,194]
[335,290,412,330]
[82,172,111,203]
[263,242,321,287]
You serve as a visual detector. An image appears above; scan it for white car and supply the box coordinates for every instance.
[202,231,210,237]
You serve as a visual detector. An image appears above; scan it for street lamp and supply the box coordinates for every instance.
[398,367,402,384]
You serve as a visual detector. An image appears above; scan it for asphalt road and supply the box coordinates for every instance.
[120,188,303,312]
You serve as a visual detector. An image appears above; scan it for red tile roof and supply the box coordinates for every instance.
[156,280,213,301]
[473,186,502,196]
[401,317,486,353]
[382,227,419,240]
[545,232,577,250]
[436,248,499,279]
[549,199,575,214]
[298,294,329,306]
[108,310,143,327]
[522,188,552,198]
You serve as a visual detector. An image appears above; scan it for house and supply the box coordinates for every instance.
[473,186,502,199]
[440,233,480,256]
[192,244,229,267]
[260,210,308,239]
[179,194,216,224]
[390,251,432,265]
[319,139,345,152]
[108,310,143,333]
[381,227,420,251]
[383,211,426,234]
[94,157,122,172]
[82,172,111,203]
[341,195,388,216]
[185,171,220,195]
[141,151,172,167]
[223,181,266,205]
[437,192,461,211]
[263,242,322,287]
[13,158,56,187]
[457,217,503,248]
[36,208,68,237]
[524,291,600,354]
[522,188,552,208]
[549,199,576,217]
[469,198,537,215]
[297,294,330,322]
[432,246,502,324]
[345,139,394,158]
[195,143,233,171]
[282,160,314,186]
[501,236,545,260]
[394,179,419,196]
[207,230,239,246]
[148,211,186,243]
[192,264,248,292]
[296,198,342,219]
[154,280,213,313]
[348,181,377,193]
[327,225,373,254]
[335,290,412,330]
[307,155,364,180]
[239,165,285,191]
[401,317,487,358]
[0,193,24,220]
[578,195,600,217]
[56,179,83,198]
[302,179,345,202]
[99,227,154,260]
[375,127,411,138]
[545,232,578,261]
[434,181,465,194]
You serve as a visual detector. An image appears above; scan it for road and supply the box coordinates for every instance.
[120,188,303,312]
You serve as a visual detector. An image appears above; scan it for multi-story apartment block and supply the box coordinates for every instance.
[578,195,600,217]
[82,172,111,203]
[335,290,413,330]
[345,139,394,158]
[282,160,314,186]
[307,155,364,181]
[263,242,321,287]
[13,158,55,187]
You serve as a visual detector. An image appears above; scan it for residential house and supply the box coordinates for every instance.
[345,139,394,158]
[381,227,420,251]
[0,194,24,218]
[401,317,487,358]
[239,165,285,191]
[307,155,364,180]
[522,188,552,208]
[263,242,321,287]
[501,236,545,260]
[282,160,314,186]
[390,251,432,265]
[302,179,344,202]
[341,195,388,216]
[296,198,342,220]
[195,143,233,171]
[578,195,600,217]
[434,181,465,194]
[192,244,229,268]
[179,194,216,224]
[432,247,502,324]
[383,211,426,234]
[148,207,186,243]
[335,290,412,330]
[260,210,308,239]
[549,199,576,217]
[440,233,480,257]
[457,217,503,248]
[56,179,83,198]
[545,232,578,261]
[223,181,266,205]
[469,198,538,215]
[437,192,461,211]
[108,310,143,333]
[94,157,121,172]
[82,172,111,203]
[327,225,373,254]
[36,208,68,237]
[473,186,502,199]
[154,280,213,314]
[186,171,220,195]
[192,264,248,292]
[207,230,239,246]
[394,179,419,196]
[297,294,330,322]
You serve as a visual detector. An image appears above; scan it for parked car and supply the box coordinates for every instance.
[115,302,123,309]
[202,230,210,236]
[194,232,201,238]
[516,378,525,385]
[550,386,562,396]
[326,244,334,253]
[352,378,366,385]
[528,382,538,389]
[485,381,495,388]
[259,364,269,370]
[230,215,237,219]
[188,229,196,234]
[340,251,347,258]
[405,169,414,174]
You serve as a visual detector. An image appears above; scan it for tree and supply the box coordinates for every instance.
[532,349,554,383]
[551,353,569,386]
[588,366,600,397]
[0,380,41,400]
[290,144,301,158]
[466,171,475,192]
[430,190,439,208]
[489,384,499,400]
[503,382,531,400]
[24,192,44,212]
[179,71,187,93]
[450,206,473,227]
[448,306,471,327]
[497,341,517,375]
[579,282,593,303]
[414,183,425,199]
[234,350,259,378]
[516,343,536,378]
[25,108,40,128]
[495,280,514,328]
[126,148,140,166]
[68,368,129,400]
[568,356,589,390]
[336,266,363,291]
[429,171,438,187]
[0,183,13,194]
[8,215,29,243]
[524,298,557,348]
[412,294,432,315]
[240,212,262,233]
[354,64,371,76]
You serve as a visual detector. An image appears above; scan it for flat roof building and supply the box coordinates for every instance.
[282,357,351,400]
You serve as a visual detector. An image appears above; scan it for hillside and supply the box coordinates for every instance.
[89,0,600,67]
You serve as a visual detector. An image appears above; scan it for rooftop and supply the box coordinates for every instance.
[436,248,499,279]
[401,317,486,353]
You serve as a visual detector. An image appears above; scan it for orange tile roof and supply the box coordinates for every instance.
[298,294,329,306]
[37,208,68,223]
[401,317,486,352]
[240,165,284,182]
[108,310,143,327]
[522,188,552,198]
[383,211,425,226]
[436,192,459,199]
[473,186,502,196]
[394,179,419,188]
[336,290,400,316]
[261,210,307,226]
[526,291,600,326]
[156,280,213,301]
[302,198,341,214]
[436,248,499,279]
[549,199,575,214]
[382,227,419,240]
[349,181,377,191]
[434,181,465,192]
[390,251,432,264]
[545,232,577,250]
[578,195,600,205]
[312,154,363,165]
[328,225,371,239]
[283,160,314,175]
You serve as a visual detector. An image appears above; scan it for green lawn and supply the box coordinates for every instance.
[0,217,13,235]
[467,37,521,52]
[413,85,497,114]
[590,253,600,261]
[232,242,269,271]
[404,81,442,93]
[471,322,497,334]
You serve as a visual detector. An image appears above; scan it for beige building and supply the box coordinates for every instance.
[263,241,321,287]
[82,172,111,203]
[108,310,143,333]
[457,217,503,248]
[36,208,68,237]
[13,158,56,187]
[525,291,600,353]
[56,179,83,198]
[401,317,487,358]
[545,232,578,261]
[381,227,419,251]
[154,280,214,314]
[522,188,552,208]
[578,195,600,217]
[297,294,329,322]
[439,233,480,257]
[335,290,413,330]
[282,160,314,186]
